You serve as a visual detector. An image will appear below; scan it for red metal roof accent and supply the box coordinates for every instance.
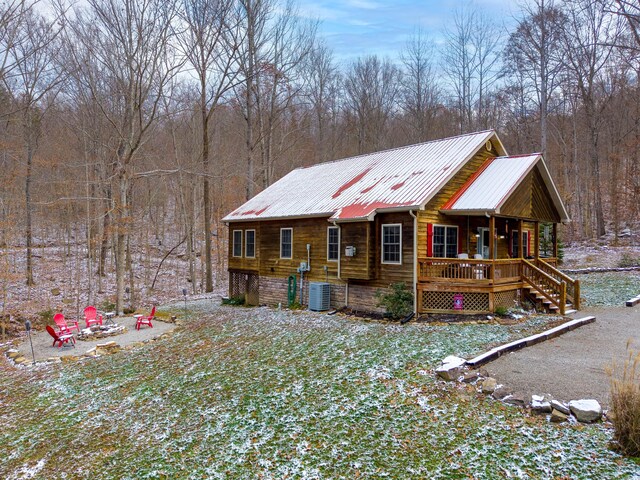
[441,157,496,210]
[234,205,269,216]
[332,201,406,220]
[360,178,384,194]
[332,168,371,199]
[390,181,405,191]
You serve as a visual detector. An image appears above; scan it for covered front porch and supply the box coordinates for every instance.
[417,215,579,315]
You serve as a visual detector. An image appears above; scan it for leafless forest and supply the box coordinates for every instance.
[0,0,639,323]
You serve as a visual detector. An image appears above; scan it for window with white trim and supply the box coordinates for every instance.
[511,230,529,257]
[382,224,402,264]
[327,226,339,261]
[245,230,255,258]
[280,228,293,259]
[433,225,458,258]
[232,230,243,257]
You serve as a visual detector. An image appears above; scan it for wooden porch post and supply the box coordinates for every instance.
[518,219,524,258]
[489,215,495,280]
[534,221,539,259]
[553,223,558,258]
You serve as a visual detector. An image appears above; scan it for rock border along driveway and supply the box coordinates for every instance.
[482,305,640,408]
[466,316,596,367]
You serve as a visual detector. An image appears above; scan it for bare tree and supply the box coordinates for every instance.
[0,0,36,87]
[504,0,566,156]
[304,41,341,163]
[400,30,440,142]
[64,0,182,313]
[178,0,242,292]
[560,0,621,237]
[4,6,62,285]
[611,0,640,49]
[236,0,316,198]
[343,55,402,154]
[442,6,502,132]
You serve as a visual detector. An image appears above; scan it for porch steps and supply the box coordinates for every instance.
[525,286,574,315]
[548,304,577,315]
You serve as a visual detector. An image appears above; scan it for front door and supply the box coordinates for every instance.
[477,228,496,259]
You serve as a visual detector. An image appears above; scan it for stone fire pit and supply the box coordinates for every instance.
[77,323,127,340]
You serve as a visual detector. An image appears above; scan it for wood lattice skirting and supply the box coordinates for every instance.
[229,270,260,305]
[418,283,522,314]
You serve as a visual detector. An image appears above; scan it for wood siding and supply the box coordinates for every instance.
[531,167,561,222]
[227,222,261,272]
[417,142,499,258]
[339,222,372,280]
[371,212,414,287]
[501,166,561,223]
[228,212,415,293]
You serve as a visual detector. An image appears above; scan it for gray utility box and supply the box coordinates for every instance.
[308,282,331,311]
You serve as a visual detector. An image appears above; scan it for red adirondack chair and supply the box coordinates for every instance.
[53,313,79,334]
[135,306,155,330]
[46,325,76,348]
[84,306,103,328]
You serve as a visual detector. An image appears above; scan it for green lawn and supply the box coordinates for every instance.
[575,271,640,306]
[1,304,638,479]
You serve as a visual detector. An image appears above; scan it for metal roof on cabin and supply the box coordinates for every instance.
[441,154,570,222]
[223,130,501,222]
[442,154,540,211]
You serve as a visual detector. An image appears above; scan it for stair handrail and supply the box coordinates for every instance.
[522,259,566,315]
[534,258,580,310]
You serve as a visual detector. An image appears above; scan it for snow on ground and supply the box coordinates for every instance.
[0,243,226,336]
[1,302,638,479]
[562,243,640,269]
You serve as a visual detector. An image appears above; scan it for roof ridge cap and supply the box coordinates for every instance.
[297,130,496,169]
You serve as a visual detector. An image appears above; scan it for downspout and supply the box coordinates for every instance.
[332,220,347,307]
[332,221,341,280]
[409,210,417,314]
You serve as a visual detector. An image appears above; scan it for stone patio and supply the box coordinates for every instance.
[8,315,176,364]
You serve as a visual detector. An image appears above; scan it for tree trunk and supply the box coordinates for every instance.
[24,115,34,286]
[115,172,128,314]
[202,88,213,292]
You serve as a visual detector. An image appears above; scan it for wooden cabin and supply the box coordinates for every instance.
[223,130,579,315]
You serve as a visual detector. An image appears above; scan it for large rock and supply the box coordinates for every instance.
[461,371,480,383]
[481,377,497,394]
[550,409,569,423]
[13,356,28,365]
[492,386,510,400]
[568,399,602,423]
[60,355,80,363]
[502,395,526,407]
[550,400,570,416]
[436,356,467,381]
[531,395,552,413]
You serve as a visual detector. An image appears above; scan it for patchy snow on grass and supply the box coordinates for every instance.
[576,271,640,306]
[1,304,638,478]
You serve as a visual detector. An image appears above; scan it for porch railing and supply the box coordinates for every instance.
[533,258,580,309]
[418,258,522,284]
[418,257,579,314]
[522,260,566,315]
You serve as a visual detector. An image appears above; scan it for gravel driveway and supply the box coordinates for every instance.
[485,305,640,407]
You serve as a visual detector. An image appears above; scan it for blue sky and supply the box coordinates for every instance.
[298,0,520,64]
